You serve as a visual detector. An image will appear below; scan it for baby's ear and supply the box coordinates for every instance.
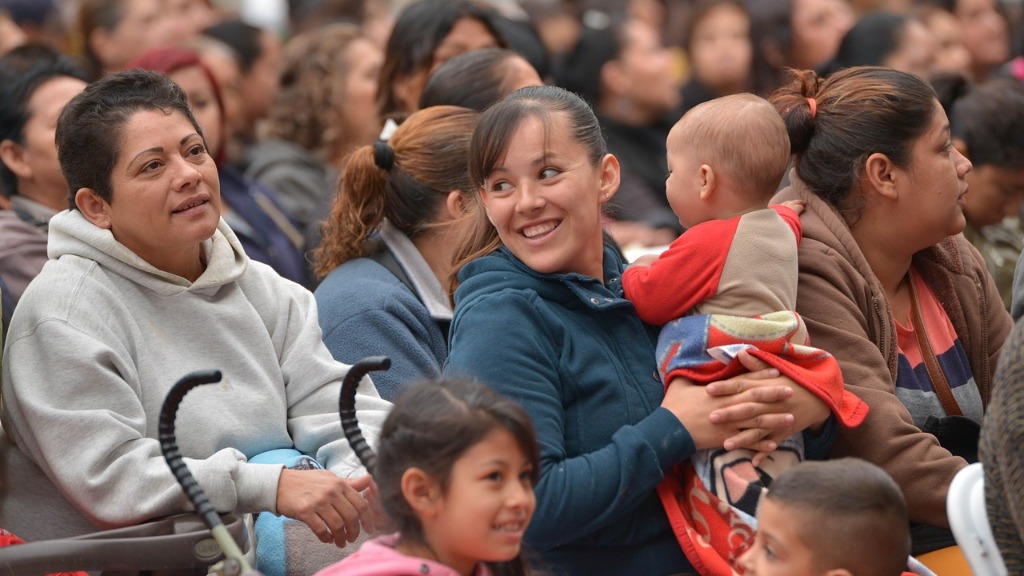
[401,467,443,517]
[698,164,716,201]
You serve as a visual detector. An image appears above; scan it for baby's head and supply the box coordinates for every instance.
[375,377,539,574]
[738,458,910,576]
[666,93,790,228]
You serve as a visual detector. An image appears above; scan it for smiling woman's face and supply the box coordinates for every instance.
[479,113,618,281]
[98,108,222,273]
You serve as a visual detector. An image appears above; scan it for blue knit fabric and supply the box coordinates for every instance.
[316,258,446,402]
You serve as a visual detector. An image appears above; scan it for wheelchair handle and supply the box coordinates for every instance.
[339,356,391,474]
[158,369,256,575]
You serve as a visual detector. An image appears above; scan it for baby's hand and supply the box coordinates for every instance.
[779,199,806,215]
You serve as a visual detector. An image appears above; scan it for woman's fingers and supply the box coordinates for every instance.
[722,428,778,452]
[705,374,788,397]
[708,392,794,425]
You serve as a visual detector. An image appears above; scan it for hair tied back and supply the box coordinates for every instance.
[373,140,395,171]
[807,97,817,118]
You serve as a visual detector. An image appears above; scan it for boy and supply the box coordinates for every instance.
[622,93,869,574]
[739,458,914,576]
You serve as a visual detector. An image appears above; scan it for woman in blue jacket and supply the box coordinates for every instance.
[444,86,833,575]
[314,106,478,400]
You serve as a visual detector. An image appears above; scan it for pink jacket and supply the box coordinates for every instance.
[315,533,493,576]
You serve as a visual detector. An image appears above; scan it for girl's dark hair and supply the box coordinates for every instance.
[769,66,936,220]
[377,0,505,118]
[0,46,89,198]
[55,69,202,209]
[419,48,538,111]
[449,85,605,291]
[376,377,540,572]
[821,11,912,75]
[315,105,479,277]
[942,77,1024,170]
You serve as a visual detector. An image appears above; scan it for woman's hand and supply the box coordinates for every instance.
[276,469,376,546]
[662,351,830,454]
[706,352,831,465]
[662,361,793,452]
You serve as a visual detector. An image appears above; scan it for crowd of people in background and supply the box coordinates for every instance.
[3,0,1024,574]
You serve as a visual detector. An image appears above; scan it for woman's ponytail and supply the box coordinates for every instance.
[314,144,389,277]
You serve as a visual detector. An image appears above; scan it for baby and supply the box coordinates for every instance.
[622,93,869,573]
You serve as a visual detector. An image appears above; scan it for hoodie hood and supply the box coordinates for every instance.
[47,209,248,296]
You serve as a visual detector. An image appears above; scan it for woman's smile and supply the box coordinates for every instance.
[520,220,561,240]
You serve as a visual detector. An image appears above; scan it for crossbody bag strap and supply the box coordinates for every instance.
[366,241,416,294]
[908,274,963,417]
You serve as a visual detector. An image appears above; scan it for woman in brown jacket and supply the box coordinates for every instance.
[770,66,1012,557]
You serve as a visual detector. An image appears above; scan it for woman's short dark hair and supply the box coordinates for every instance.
[0,45,88,198]
[419,48,536,111]
[56,68,202,209]
[770,66,936,219]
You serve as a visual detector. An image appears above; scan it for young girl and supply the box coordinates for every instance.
[317,377,540,576]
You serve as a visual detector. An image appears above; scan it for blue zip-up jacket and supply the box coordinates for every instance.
[445,244,696,575]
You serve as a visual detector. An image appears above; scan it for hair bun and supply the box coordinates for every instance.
[373,140,395,171]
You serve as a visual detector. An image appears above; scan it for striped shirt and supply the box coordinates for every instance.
[894,268,983,427]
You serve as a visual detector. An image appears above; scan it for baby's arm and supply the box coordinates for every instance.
[622,221,735,326]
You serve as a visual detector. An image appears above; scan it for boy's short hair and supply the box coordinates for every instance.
[765,458,910,576]
[675,93,790,200]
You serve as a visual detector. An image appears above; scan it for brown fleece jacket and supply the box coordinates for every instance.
[774,181,1011,529]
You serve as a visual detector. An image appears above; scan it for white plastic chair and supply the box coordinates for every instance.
[947,462,1008,576]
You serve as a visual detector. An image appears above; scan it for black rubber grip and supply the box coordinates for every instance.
[339,356,391,474]
[157,369,224,531]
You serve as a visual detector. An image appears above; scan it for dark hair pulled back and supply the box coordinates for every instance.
[770,66,936,214]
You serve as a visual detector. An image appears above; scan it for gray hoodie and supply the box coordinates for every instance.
[0,210,389,541]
